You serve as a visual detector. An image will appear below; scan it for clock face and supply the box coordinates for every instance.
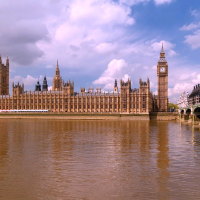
[160,67,165,72]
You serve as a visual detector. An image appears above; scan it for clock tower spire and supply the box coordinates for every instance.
[157,44,168,112]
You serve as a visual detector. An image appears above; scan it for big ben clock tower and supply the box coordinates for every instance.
[157,44,168,112]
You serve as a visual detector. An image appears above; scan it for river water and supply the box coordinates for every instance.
[0,119,200,200]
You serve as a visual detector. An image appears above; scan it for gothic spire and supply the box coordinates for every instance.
[55,59,60,76]
[6,56,9,66]
[114,79,117,87]
[159,44,167,63]
[53,60,63,91]
[161,43,164,52]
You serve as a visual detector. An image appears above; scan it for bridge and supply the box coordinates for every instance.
[179,104,200,122]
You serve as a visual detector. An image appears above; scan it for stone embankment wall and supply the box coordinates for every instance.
[150,112,179,121]
[179,114,200,126]
[0,113,150,120]
[0,112,179,121]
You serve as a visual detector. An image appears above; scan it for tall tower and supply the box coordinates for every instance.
[114,79,118,92]
[0,56,9,95]
[12,82,24,96]
[35,80,41,91]
[157,44,168,112]
[63,81,74,96]
[120,79,131,113]
[42,76,48,91]
[52,60,63,91]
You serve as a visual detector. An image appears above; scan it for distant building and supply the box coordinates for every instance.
[0,47,169,113]
[188,84,200,106]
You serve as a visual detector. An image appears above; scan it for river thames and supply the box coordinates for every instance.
[0,119,200,200]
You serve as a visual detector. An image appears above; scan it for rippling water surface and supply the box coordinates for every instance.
[0,119,200,200]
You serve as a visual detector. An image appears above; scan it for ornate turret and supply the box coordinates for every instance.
[42,76,48,91]
[159,43,167,63]
[63,80,74,96]
[12,82,24,96]
[139,78,150,87]
[35,80,41,91]
[6,57,9,67]
[120,79,131,113]
[114,79,118,92]
[52,60,63,91]
[120,79,131,90]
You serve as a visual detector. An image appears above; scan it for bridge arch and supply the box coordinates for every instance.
[180,109,184,115]
[194,107,200,119]
[184,108,192,120]
[186,108,191,115]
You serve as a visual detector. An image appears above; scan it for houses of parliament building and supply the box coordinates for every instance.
[0,46,168,114]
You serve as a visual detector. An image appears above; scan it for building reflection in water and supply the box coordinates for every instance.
[155,121,169,200]
[0,119,181,200]
[0,120,9,175]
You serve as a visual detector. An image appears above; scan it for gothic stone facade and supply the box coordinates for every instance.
[0,79,152,114]
[0,47,168,113]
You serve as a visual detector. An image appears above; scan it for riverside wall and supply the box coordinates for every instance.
[0,113,150,120]
[150,112,179,121]
[0,112,179,121]
[179,114,200,126]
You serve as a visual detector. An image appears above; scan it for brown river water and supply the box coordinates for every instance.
[0,119,200,200]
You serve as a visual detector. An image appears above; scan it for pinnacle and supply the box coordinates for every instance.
[161,43,165,53]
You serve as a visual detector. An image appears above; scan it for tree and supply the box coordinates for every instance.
[168,103,179,112]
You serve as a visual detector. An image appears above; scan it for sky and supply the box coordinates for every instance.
[0,0,200,102]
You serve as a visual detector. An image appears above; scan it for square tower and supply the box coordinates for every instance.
[157,45,168,112]
[0,57,9,95]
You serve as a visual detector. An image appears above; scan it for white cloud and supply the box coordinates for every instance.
[0,0,50,65]
[48,86,52,91]
[154,0,173,5]
[95,42,117,54]
[93,59,129,89]
[11,75,38,88]
[122,74,131,81]
[11,75,53,91]
[180,22,200,31]
[151,40,176,56]
[169,83,193,97]
[120,0,173,6]
[0,0,183,103]
[37,0,136,69]
[185,30,200,49]
[181,9,200,49]
[168,68,200,102]
[119,0,150,6]
[92,39,176,91]
[69,0,134,26]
